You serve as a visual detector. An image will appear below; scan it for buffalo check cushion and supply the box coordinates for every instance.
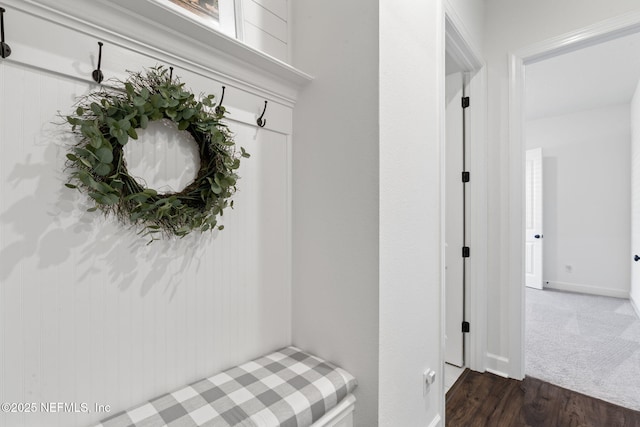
[97,346,357,427]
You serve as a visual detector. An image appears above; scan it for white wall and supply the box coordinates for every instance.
[379,1,445,424]
[526,105,631,297]
[290,2,380,426]
[484,0,640,376]
[0,2,301,426]
[292,0,480,425]
[631,79,640,313]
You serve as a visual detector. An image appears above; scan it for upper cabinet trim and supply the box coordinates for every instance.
[3,0,312,105]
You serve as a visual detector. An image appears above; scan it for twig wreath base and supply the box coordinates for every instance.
[65,66,249,241]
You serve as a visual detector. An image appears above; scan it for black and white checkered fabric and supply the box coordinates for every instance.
[96,346,357,427]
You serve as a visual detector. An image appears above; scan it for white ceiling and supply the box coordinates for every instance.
[525,30,640,121]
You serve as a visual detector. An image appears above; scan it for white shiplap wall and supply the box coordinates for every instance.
[0,1,303,426]
[240,0,289,62]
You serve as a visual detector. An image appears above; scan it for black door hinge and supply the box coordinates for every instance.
[462,246,470,258]
[462,171,470,183]
[462,97,470,109]
[462,321,470,333]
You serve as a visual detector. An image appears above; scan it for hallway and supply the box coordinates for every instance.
[446,370,640,426]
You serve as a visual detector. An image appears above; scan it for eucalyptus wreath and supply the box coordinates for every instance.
[64,66,249,241]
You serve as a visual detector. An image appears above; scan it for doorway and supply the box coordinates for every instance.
[444,66,467,383]
[443,12,487,392]
[510,12,640,403]
[520,32,640,408]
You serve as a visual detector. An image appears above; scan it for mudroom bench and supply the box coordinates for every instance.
[95,347,357,427]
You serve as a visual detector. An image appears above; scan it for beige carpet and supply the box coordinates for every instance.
[525,287,640,411]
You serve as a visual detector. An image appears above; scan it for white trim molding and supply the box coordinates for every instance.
[631,295,640,319]
[508,9,640,381]
[544,281,630,299]
[0,0,310,136]
[428,414,443,427]
[486,353,510,378]
[3,0,312,106]
[516,10,640,65]
[443,0,483,71]
[508,49,527,380]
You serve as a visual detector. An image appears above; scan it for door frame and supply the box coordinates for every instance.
[508,10,640,379]
[441,0,487,381]
[444,71,467,368]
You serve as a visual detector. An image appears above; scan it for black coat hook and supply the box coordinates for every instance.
[169,66,173,81]
[0,7,11,59]
[92,42,104,84]
[215,86,226,115]
[257,100,268,127]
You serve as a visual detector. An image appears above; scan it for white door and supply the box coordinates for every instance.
[445,72,464,367]
[525,148,543,289]
[632,91,640,313]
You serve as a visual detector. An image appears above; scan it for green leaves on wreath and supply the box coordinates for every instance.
[63,66,249,241]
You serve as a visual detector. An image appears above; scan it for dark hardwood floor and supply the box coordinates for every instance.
[446,369,640,427]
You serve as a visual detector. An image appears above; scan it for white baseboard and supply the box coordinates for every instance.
[427,414,442,427]
[631,295,640,319]
[544,281,629,299]
[485,353,509,378]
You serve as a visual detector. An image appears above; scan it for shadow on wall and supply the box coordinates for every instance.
[0,120,208,298]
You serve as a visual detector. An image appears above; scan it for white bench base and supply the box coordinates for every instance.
[312,394,355,427]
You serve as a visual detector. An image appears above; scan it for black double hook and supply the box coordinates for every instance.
[0,7,11,59]
[257,101,268,128]
[169,66,173,82]
[92,41,104,83]
[215,86,226,115]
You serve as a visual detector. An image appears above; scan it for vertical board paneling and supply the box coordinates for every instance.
[241,0,289,62]
[251,0,287,20]
[243,23,289,64]
[0,59,291,427]
[243,0,287,42]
